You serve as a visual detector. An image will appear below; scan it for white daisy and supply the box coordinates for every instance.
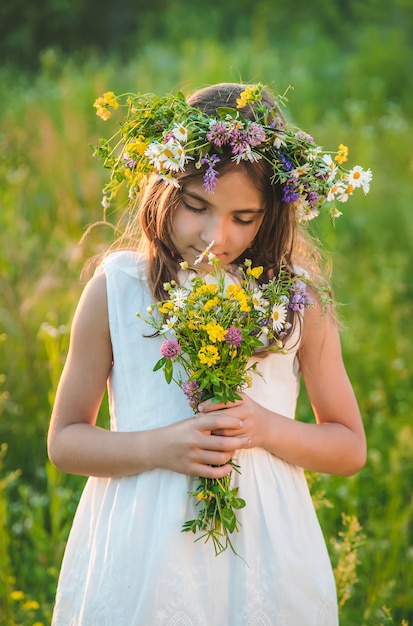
[160,315,178,334]
[157,174,180,188]
[159,139,186,172]
[307,146,323,161]
[144,141,163,170]
[290,163,310,178]
[252,289,267,313]
[231,145,262,164]
[171,124,188,143]
[326,182,345,203]
[294,199,319,222]
[348,166,373,194]
[169,288,188,309]
[321,154,338,182]
[271,302,288,332]
[273,133,286,149]
[194,241,215,265]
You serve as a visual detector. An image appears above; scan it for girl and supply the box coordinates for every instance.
[48,82,368,625]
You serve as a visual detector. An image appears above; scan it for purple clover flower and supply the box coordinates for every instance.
[201,154,221,193]
[182,379,204,409]
[230,129,250,155]
[225,326,243,347]
[246,122,266,147]
[160,339,181,359]
[206,121,231,147]
[295,131,314,144]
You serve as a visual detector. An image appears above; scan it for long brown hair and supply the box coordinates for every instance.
[107,82,329,301]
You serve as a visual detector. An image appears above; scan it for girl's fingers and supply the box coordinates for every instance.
[195,412,243,433]
[198,398,243,413]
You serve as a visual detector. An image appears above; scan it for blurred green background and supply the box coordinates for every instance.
[0,1,412,624]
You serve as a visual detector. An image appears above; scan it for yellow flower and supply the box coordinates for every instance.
[22,600,40,610]
[236,84,262,108]
[93,91,119,120]
[198,345,220,366]
[95,106,112,120]
[128,137,148,156]
[196,284,218,296]
[103,91,119,110]
[225,284,250,311]
[10,590,25,601]
[225,283,242,298]
[335,143,349,164]
[203,321,226,342]
[204,297,219,312]
[238,297,251,313]
[158,301,174,314]
[247,265,264,279]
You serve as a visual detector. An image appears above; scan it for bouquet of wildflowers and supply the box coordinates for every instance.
[137,244,330,555]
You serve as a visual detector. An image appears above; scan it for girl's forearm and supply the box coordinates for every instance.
[259,409,366,476]
[48,423,159,478]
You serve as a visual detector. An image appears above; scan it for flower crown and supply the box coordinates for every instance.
[93,84,372,222]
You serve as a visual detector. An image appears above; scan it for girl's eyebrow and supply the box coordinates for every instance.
[182,189,265,214]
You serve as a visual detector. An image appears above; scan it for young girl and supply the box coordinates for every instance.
[48,82,368,625]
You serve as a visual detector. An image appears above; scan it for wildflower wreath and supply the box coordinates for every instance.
[93,83,372,222]
[137,244,332,556]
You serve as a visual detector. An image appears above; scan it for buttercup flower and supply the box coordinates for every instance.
[198,345,220,366]
[203,321,227,343]
[335,143,349,164]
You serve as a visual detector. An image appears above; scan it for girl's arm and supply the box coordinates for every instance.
[201,301,366,476]
[47,271,250,479]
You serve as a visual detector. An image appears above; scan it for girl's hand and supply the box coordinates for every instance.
[155,412,251,479]
[197,394,269,449]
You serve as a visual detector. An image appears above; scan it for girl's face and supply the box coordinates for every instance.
[171,169,266,269]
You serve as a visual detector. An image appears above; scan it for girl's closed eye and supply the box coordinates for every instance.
[233,215,255,226]
[183,200,206,213]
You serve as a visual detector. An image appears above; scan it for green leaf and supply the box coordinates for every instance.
[232,498,246,510]
[164,358,173,384]
[221,507,236,533]
[216,106,239,120]
[153,357,166,372]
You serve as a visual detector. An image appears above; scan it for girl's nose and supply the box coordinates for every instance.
[201,218,226,246]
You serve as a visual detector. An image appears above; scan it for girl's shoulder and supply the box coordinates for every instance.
[96,250,148,281]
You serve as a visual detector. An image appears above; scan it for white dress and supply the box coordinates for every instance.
[52,251,339,626]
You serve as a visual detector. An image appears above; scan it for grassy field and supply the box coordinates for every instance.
[0,40,412,625]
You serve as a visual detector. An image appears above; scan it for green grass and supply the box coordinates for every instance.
[0,40,412,624]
